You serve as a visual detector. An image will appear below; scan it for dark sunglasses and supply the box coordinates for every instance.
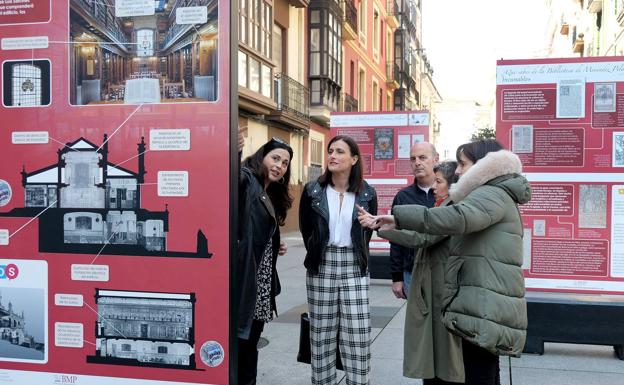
[271,136,292,150]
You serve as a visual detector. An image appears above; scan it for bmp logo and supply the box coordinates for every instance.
[54,374,79,384]
[0,263,18,280]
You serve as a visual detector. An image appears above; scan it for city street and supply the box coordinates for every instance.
[256,233,624,385]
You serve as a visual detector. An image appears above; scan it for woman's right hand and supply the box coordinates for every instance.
[357,205,396,231]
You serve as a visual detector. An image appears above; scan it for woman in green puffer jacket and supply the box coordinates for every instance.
[358,139,532,385]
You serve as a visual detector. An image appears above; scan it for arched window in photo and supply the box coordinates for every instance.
[137,29,154,57]
[2,59,50,107]
[12,64,42,107]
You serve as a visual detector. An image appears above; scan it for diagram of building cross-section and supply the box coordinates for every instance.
[86,289,197,370]
[0,135,211,258]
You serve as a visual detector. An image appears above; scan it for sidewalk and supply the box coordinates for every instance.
[256,233,624,385]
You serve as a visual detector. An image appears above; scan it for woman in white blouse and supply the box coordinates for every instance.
[299,135,378,385]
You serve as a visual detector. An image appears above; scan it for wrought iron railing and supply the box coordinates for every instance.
[274,73,310,121]
[387,0,399,17]
[343,93,358,112]
[343,0,357,32]
[73,0,129,45]
[163,0,210,49]
[386,61,399,84]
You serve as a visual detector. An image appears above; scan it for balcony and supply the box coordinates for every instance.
[309,80,341,125]
[342,0,357,40]
[287,0,309,7]
[386,62,399,90]
[71,0,129,48]
[267,73,310,132]
[343,93,358,112]
[386,0,399,29]
[587,0,602,12]
[573,33,585,54]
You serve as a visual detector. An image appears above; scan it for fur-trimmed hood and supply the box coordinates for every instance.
[449,150,531,204]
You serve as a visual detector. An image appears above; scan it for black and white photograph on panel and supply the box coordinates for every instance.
[86,289,197,369]
[614,132,624,167]
[69,0,218,105]
[0,259,48,364]
[2,59,51,107]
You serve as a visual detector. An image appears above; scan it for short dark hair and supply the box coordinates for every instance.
[242,141,293,225]
[456,139,504,164]
[318,135,364,193]
[433,161,458,185]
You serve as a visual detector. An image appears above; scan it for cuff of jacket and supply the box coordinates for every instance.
[391,272,404,282]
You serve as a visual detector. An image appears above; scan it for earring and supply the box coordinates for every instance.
[279,177,285,184]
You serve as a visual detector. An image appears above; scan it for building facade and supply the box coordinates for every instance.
[546,0,624,57]
[238,1,440,231]
[238,0,310,231]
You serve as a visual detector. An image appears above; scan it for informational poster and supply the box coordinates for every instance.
[497,57,624,294]
[0,1,232,384]
[330,111,430,251]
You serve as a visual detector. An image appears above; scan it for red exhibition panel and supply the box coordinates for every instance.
[497,57,624,294]
[0,1,231,384]
[330,111,430,252]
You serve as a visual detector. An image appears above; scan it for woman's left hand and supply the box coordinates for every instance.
[278,241,288,256]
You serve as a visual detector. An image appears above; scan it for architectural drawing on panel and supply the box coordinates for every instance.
[86,289,196,369]
[0,135,211,258]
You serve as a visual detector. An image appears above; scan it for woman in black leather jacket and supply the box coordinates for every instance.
[299,135,377,385]
[237,137,293,385]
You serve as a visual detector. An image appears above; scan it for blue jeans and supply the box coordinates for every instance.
[403,271,412,298]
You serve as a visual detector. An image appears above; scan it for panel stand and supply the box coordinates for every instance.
[524,292,624,360]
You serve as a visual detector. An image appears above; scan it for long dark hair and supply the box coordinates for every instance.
[318,135,364,193]
[456,139,504,164]
[242,142,293,226]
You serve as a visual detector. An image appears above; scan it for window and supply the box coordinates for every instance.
[373,8,380,60]
[372,80,379,111]
[121,344,131,352]
[273,24,283,74]
[238,51,247,86]
[310,138,323,166]
[386,28,392,66]
[136,29,154,57]
[358,0,367,45]
[239,0,248,45]
[308,3,342,108]
[249,58,260,92]
[239,0,274,97]
[158,346,168,354]
[358,67,366,111]
[76,217,92,230]
[308,137,324,182]
[261,64,271,97]
[12,64,42,107]
[243,0,272,57]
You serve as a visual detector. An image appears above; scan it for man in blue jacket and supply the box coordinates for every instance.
[389,141,437,298]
